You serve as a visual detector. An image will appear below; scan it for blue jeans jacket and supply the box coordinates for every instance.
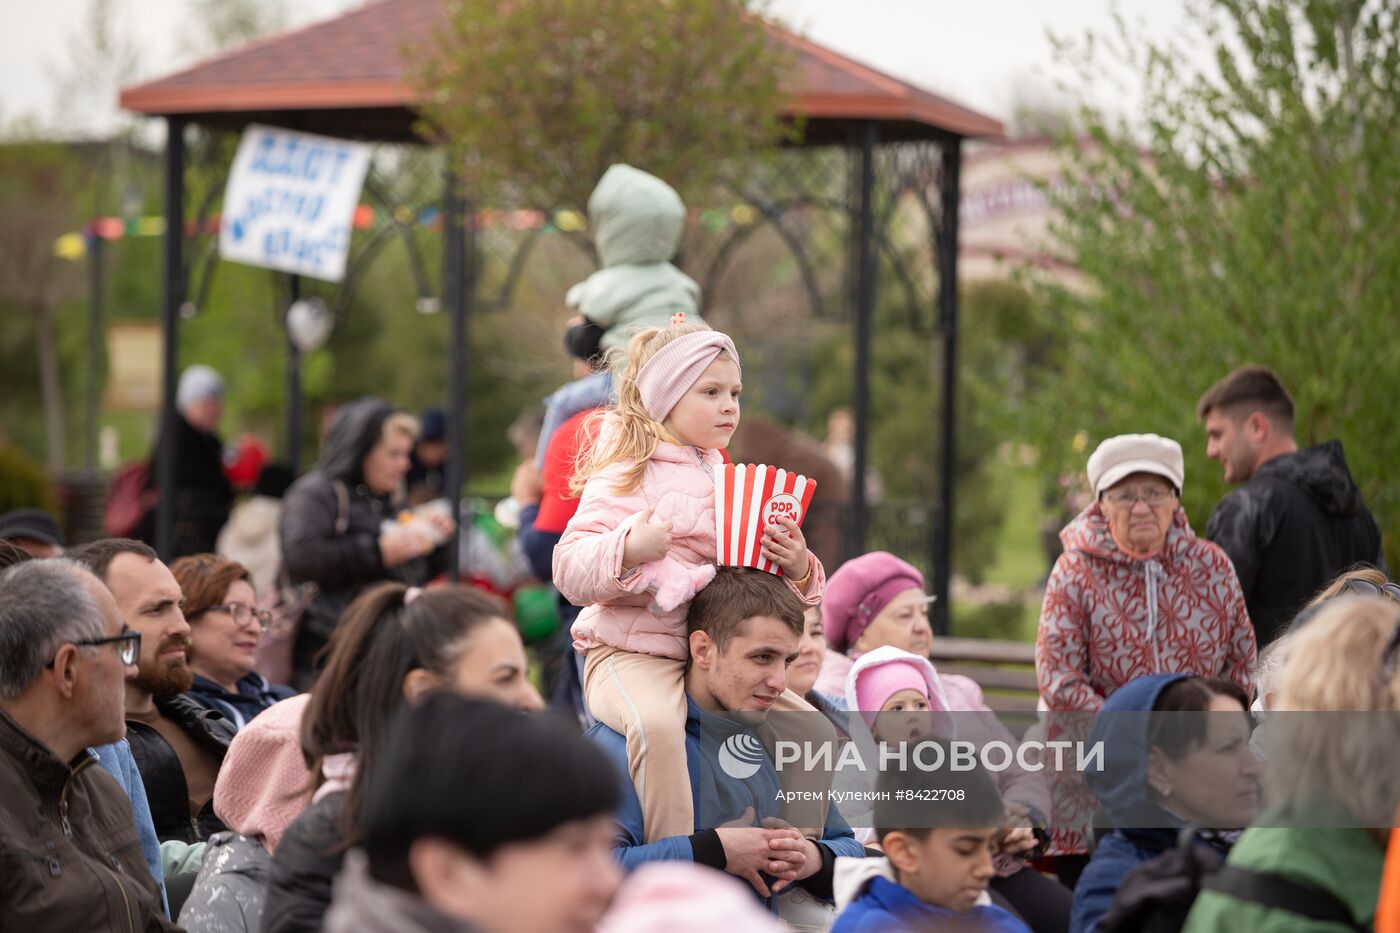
[91,739,168,917]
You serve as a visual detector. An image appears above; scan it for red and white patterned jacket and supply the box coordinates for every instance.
[1036,502,1257,713]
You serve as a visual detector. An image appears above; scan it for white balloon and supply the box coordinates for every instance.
[287,297,334,352]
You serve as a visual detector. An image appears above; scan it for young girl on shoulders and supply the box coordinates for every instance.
[554,317,825,842]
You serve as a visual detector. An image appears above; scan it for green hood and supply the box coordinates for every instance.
[588,163,686,266]
[569,164,703,348]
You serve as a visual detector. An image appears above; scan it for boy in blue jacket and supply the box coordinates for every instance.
[832,747,1030,932]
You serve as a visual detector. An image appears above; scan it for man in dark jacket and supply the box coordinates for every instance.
[71,538,236,843]
[1198,366,1384,646]
[0,558,177,931]
[279,398,452,688]
[138,364,235,558]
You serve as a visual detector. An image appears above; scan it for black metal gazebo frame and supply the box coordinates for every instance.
[122,5,1000,633]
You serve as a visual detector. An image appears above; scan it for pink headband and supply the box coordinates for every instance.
[636,331,741,422]
[855,662,931,728]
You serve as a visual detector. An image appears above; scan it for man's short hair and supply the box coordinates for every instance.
[1196,366,1295,429]
[363,694,619,892]
[68,538,158,584]
[687,568,804,650]
[0,541,36,571]
[0,559,104,699]
[874,742,1005,843]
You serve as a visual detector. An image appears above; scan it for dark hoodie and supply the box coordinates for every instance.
[138,411,234,558]
[1070,674,1239,933]
[1206,440,1384,647]
[278,399,446,687]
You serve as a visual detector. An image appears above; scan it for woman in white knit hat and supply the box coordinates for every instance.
[1037,433,1257,714]
[1034,434,1258,859]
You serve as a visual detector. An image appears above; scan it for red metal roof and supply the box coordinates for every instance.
[119,0,1002,142]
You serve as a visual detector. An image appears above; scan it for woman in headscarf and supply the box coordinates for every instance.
[278,399,453,688]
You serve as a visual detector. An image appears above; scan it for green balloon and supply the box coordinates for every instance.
[513,585,559,642]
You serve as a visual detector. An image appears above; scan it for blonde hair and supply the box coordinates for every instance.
[1268,597,1400,824]
[1305,565,1391,608]
[1253,633,1291,705]
[383,412,420,443]
[570,321,733,496]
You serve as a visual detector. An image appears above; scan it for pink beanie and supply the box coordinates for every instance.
[212,694,314,855]
[822,551,929,654]
[845,646,954,731]
[855,661,930,721]
[600,862,787,933]
[636,330,740,421]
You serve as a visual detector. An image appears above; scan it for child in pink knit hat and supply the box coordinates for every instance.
[178,694,314,931]
[845,645,954,739]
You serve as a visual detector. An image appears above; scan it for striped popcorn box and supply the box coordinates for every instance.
[714,463,818,576]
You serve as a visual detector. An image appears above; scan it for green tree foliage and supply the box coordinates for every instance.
[1036,0,1400,558]
[0,447,58,516]
[0,143,85,469]
[414,0,795,209]
[804,279,1058,585]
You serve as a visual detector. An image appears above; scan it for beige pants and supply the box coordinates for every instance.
[584,646,837,842]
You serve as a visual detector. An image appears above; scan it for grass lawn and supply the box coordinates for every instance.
[955,465,1048,643]
[984,466,1048,590]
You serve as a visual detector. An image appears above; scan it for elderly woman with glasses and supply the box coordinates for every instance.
[1037,435,1259,862]
[172,554,295,729]
[1037,434,1258,715]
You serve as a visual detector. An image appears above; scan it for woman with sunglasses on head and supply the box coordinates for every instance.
[1183,595,1400,932]
[172,555,295,730]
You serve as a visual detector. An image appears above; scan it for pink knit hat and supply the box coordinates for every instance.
[600,862,787,933]
[845,646,954,731]
[212,693,314,855]
[636,329,740,421]
[822,551,932,654]
[855,662,930,720]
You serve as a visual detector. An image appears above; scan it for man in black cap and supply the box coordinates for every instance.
[0,508,64,558]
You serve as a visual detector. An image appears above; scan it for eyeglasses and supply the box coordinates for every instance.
[46,629,141,668]
[1317,578,1400,681]
[1337,578,1400,602]
[1103,488,1176,507]
[205,603,273,632]
[1339,579,1400,681]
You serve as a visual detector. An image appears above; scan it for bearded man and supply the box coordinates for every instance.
[71,539,236,843]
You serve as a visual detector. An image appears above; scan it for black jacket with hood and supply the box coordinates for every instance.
[1206,440,1383,646]
[279,399,446,684]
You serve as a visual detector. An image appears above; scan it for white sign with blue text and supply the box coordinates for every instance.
[219,124,372,282]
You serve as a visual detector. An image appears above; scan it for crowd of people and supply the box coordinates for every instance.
[2,163,1398,933]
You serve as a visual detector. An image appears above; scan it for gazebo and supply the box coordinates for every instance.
[120,0,1002,631]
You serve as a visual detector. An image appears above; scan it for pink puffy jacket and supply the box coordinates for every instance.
[554,441,825,660]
